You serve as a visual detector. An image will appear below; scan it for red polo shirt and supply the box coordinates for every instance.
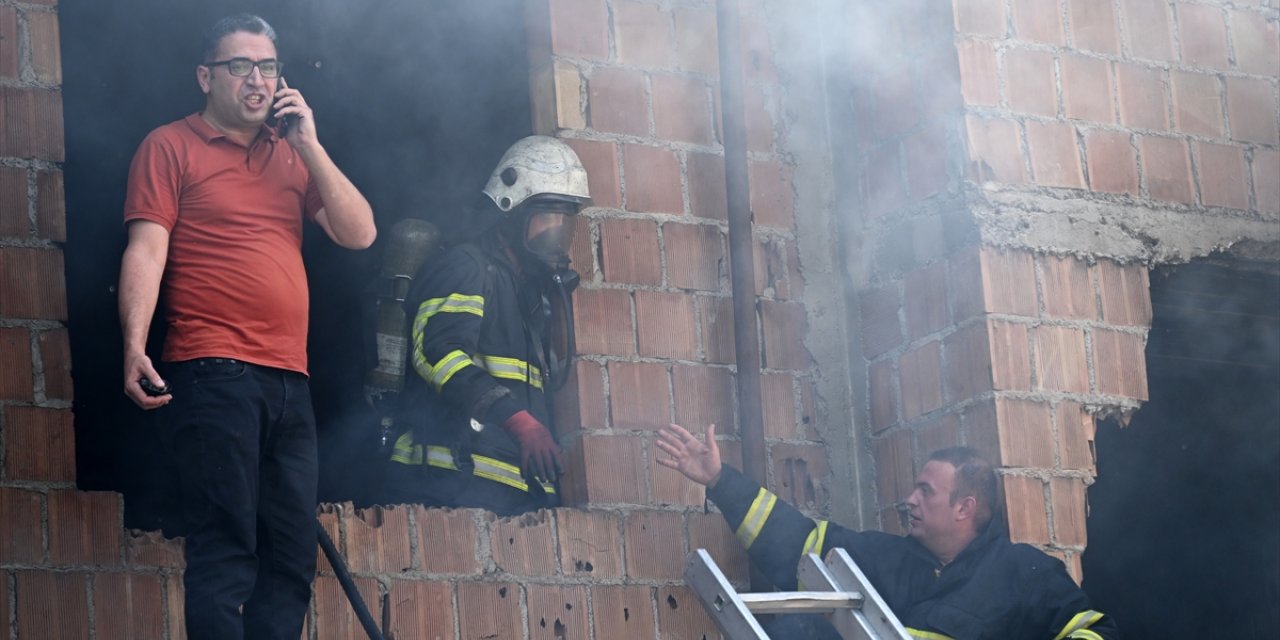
[124,114,323,374]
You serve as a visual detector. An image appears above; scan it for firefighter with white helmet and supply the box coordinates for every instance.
[384,135,589,514]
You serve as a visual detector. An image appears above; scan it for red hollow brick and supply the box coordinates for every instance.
[48,490,122,567]
[989,320,1033,391]
[314,575,380,639]
[1050,477,1089,547]
[1003,475,1050,544]
[592,585,658,639]
[963,399,1003,466]
[861,142,906,221]
[874,430,914,507]
[1004,48,1058,117]
[1061,55,1115,123]
[1084,129,1139,196]
[93,573,165,640]
[949,248,985,324]
[1012,0,1065,45]
[589,67,649,136]
[663,221,724,291]
[964,115,1028,184]
[1253,150,1280,214]
[0,86,65,161]
[458,582,523,639]
[995,397,1056,468]
[1139,136,1195,203]
[674,7,719,76]
[344,505,412,574]
[568,214,595,278]
[1230,9,1280,77]
[386,580,454,640]
[124,530,184,569]
[573,288,636,356]
[0,571,8,640]
[609,360,671,430]
[954,0,1008,38]
[624,510,687,580]
[1175,2,1229,70]
[1033,325,1091,394]
[417,506,481,573]
[699,294,736,365]
[1226,76,1280,145]
[1097,259,1153,327]
[944,322,995,402]
[1068,0,1121,55]
[869,358,897,434]
[1171,71,1224,138]
[904,122,951,202]
[615,1,676,68]
[564,359,608,430]
[623,144,684,214]
[0,165,27,237]
[0,7,18,79]
[601,218,661,285]
[1027,120,1086,189]
[653,74,714,145]
[859,284,903,358]
[1116,64,1169,131]
[915,412,963,461]
[555,508,623,578]
[165,575,183,639]
[489,509,558,576]
[903,263,949,341]
[0,246,68,320]
[980,248,1039,316]
[636,290,699,360]
[760,300,809,370]
[0,487,44,563]
[688,511,749,584]
[1092,328,1149,399]
[16,571,90,639]
[0,326,34,402]
[761,371,798,439]
[564,139,620,209]
[772,442,831,512]
[1055,401,1098,473]
[867,65,922,139]
[673,364,734,434]
[28,11,62,84]
[687,152,727,221]
[38,327,73,400]
[900,341,944,421]
[528,584,591,640]
[549,0,609,60]
[749,160,795,229]
[743,82,777,154]
[1041,254,1098,320]
[4,405,75,482]
[1196,142,1250,210]
[657,585,720,639]
[577,435,647,504]
[1121,0,1175,61]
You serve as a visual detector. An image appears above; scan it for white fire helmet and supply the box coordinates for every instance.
[482,135,591,213]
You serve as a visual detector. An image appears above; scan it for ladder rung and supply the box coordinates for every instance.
[740,591,863,615]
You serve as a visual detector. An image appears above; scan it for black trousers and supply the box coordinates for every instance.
[159,358,318,640]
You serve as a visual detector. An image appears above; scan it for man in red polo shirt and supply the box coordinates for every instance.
[117,14,375,639]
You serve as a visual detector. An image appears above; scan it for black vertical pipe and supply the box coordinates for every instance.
[715,0,768,492]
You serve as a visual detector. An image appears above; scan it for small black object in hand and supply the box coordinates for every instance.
[139,378,171,397]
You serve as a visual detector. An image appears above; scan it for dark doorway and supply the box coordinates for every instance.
[61,0,533,531]
[1084,260,1280,638]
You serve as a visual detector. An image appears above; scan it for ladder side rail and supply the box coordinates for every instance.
[797,553,883,640]
[685,549,773,640]
[824,548,913,640]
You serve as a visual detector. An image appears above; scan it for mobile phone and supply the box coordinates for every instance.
[276,76,298,137]
[138,377,171,397]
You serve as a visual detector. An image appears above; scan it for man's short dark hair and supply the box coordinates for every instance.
[928,446,999,529]
[202,14,277,62]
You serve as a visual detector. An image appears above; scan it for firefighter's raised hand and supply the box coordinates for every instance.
[502,410,564,484]
[656,423,722,487]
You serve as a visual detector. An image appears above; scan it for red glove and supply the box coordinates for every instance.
[502,410,564,483]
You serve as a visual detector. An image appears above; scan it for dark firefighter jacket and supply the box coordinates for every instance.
[707,465,1118,640]
[390,241,555,495]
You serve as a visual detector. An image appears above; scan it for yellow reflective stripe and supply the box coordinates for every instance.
[907,630,954,640]
[429,350,473,389]
[802,520,829,556]
[393,444,555,494]
[735,489,777,550]
[476,355,543,390]
[1067,631,1103,640]
[1054,610,1105,640]
[418,294,484,320]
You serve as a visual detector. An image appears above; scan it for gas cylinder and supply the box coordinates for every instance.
[366,217,440,404]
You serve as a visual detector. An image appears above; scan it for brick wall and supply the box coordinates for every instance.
[1,1,190,637]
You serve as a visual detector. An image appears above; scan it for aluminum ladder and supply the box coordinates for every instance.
[684,548,912,640]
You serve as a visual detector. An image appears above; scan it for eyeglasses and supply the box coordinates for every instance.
[203,57,283,78]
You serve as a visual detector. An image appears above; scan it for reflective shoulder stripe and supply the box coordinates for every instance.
[390,432,423,465]
[801,520,829,556]
[735,489,778,550]
[1054,611,1106,640]
[430,350,474,389]
[907,629,954,640]
[1067,631,1104,640]
[476,355,544,390]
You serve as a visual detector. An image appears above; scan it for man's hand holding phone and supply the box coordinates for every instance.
[273,77,311,144]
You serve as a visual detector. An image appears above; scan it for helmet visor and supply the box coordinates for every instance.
[524,201,578,266]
